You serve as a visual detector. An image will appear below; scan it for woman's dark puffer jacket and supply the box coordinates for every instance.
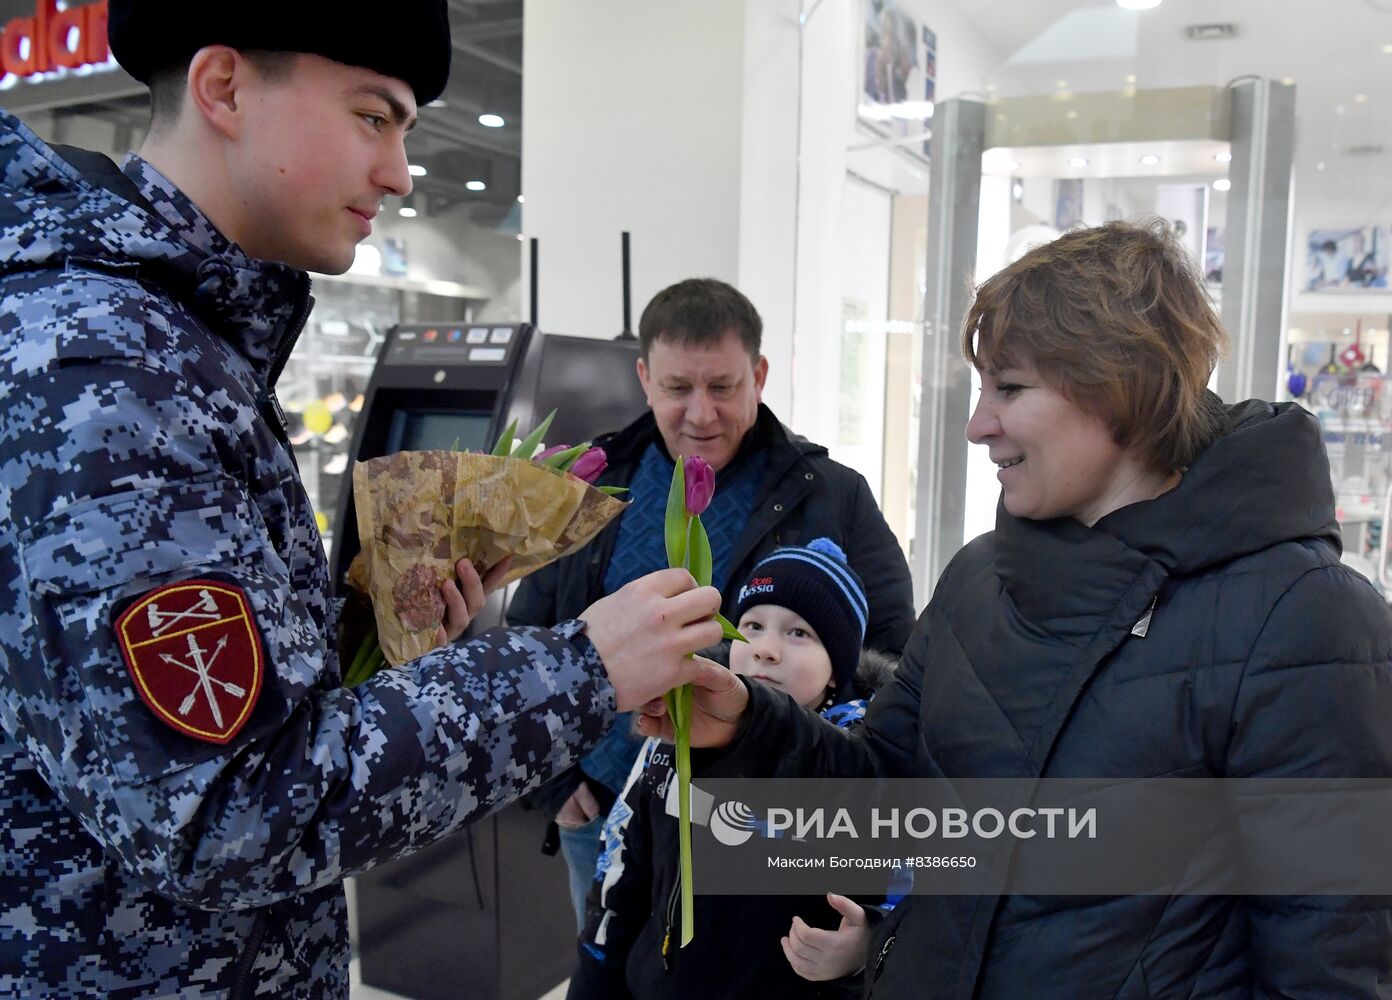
[712,400,1392,998]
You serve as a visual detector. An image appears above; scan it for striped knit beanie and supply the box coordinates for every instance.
[733,537,868,689]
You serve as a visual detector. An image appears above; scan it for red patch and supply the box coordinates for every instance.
[114,580,264,745]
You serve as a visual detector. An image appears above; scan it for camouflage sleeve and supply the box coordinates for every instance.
[4,358,617,910]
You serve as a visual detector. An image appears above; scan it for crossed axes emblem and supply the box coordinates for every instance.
[144,590,247,728]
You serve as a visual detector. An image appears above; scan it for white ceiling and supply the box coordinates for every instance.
[945,0,1392,221]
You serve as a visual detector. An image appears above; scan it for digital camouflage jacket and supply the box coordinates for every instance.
[0,109,617,998]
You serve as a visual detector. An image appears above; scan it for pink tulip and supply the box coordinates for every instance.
[570,447,608,484]
[683,455,715,515]
[533,444,570,462]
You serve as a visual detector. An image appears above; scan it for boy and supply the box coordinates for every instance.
[568,539,895,999]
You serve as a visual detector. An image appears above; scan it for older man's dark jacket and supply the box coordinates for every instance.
[509,404,915,652]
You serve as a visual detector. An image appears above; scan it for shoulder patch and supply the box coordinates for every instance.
[114,579,264,745]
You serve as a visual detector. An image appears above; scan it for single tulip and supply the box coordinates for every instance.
[683,456,715,516]
[570,447,608,484]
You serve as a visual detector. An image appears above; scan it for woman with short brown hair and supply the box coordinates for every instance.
[646,220,1392,998]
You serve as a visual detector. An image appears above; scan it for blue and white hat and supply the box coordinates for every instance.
[733,537,868,689]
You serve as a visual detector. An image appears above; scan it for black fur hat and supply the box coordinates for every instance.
[108,1,452,105]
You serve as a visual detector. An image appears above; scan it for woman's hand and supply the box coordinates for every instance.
[633,657,749,748]
[781,894,871,982]
[435,555,514,647]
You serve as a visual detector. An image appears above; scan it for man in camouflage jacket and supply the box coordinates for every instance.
[0,6,727,997]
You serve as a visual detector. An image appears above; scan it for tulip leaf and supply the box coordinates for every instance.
[664,458,688,569]
[491,418,518,457]
[512,408,557,459]
[598,486,630,496]
[539,443,588,469]
[715,613,747,643]
[687,517,713,587]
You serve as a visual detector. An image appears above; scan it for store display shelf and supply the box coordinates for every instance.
[1335,494,1383,525]
[309,269,489,300]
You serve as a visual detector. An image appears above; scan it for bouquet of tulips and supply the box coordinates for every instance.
[340,410,627,683]
[663,455,745,947]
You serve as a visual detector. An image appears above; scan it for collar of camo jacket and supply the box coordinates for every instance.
[0,109,311,380]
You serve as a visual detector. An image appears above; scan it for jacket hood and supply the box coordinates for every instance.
[0,109,308,371]
[1095,398,1339,575]
[987,396,1339,632]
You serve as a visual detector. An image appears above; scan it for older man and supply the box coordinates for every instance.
[509,277,915,922]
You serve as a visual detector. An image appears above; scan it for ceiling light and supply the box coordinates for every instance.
[1068,156,1089,168]
[1355,94,1369,103]
[1316,161,1326,171]
[1126,74,1137,84]
[1212,178,1231,192]
[516,234,525,241]
[478,113,505,128]
[1117,0,1162,9]
[1056,79,1068,88]
[1214,151,1232,162]
[408,164,427,177]
[1066,110,1078,119]
[1006,160,1020,170]
[398,206,418,218]
[466,180,487,192]
[1140,154,1161,165]
[427,99,448,109]
[1382,44,1392,54]
[516,195,525,204]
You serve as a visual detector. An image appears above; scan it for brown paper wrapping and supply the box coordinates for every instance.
[352,451,627,666]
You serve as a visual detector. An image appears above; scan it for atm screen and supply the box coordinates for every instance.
[386,410,493,454]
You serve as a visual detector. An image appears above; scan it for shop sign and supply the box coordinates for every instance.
[0,0,111,84]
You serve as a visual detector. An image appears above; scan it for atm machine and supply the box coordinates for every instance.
[330,317,649,1000]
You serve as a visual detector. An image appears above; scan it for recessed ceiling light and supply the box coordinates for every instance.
[1066,110,1078,119]
[1117,0,1162,9]
[1214,151,1233,162]
[1212,178,1231,192]
[516,233,525,241]
[1056,79,1068,89]
[1355,94,1369,103]
[1281,77,1296,85]
[1125,74,1137,84]
[399,206,418,218]
[478,113,505,128]
[1316,161,1326,171]
[408,164,427,177]
[1068,156,1089,168]
[1140,154,1161,165]
[466,180,487,192]
[1383,44,1392,54]
[516,195,525,204]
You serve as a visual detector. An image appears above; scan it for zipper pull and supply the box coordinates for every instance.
[872,934,896,981]
[1131,595,1158,638]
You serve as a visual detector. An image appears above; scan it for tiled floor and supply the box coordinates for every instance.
[349,960,568,1000]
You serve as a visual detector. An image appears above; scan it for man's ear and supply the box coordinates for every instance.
[185,46,246,141]
[752,354,769,400]
[636,356,654,406]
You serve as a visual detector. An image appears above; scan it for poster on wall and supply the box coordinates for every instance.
[860,0,935,161]
[1304,226,1389,291]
